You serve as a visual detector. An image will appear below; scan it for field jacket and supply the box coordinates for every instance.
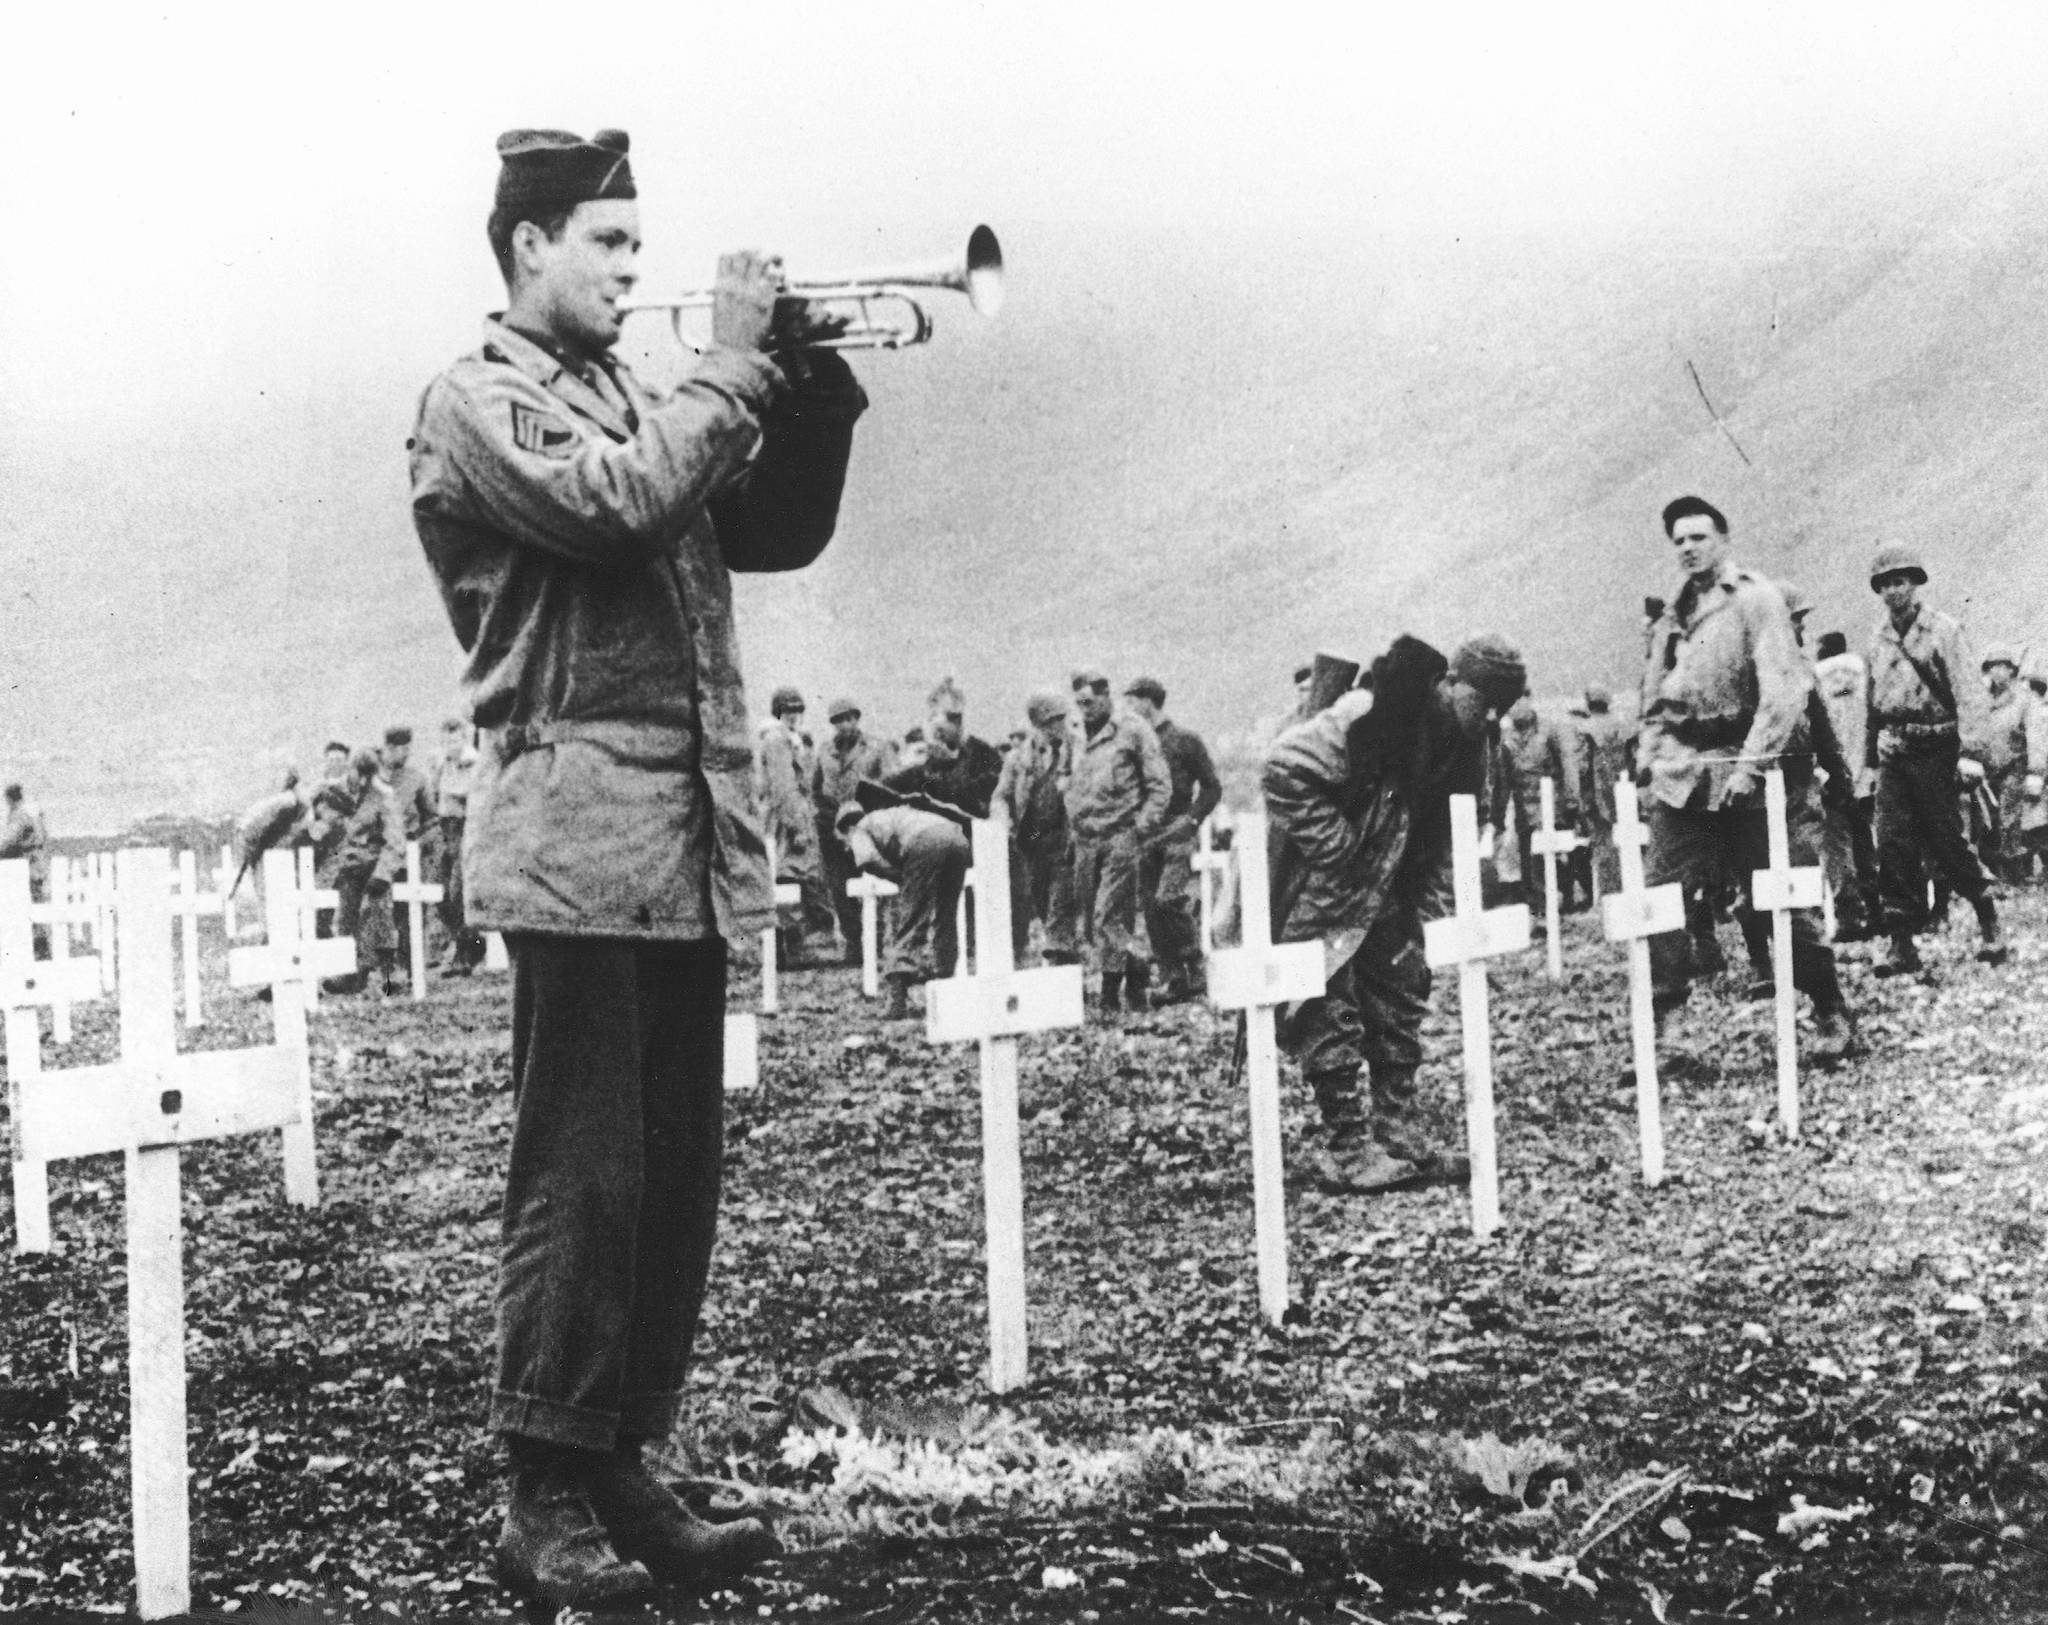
[1064,711,1170,843]
[1866,604,1989,765]
[409,317,862,940]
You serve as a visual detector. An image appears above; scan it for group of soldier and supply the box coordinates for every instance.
[750,673,1222,1020]
[234,720,483,993]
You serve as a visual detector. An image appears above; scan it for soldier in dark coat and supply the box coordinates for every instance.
[1265,634,1525,1195]
[320,750,407,996]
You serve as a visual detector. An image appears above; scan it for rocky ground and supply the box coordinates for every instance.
[2,890,2046,1622]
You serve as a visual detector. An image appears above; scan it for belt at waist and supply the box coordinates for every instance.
[490,718,703,765]
[1663,714,1753,748]
[1875,717,1958,741]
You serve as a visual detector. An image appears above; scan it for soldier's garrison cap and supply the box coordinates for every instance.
[494,128,636,218]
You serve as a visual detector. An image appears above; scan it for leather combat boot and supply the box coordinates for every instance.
[1368,1063,1469,1185]
[320,970,368,996]
[882,974,914,1020]
[1808,1002,1859,1066]
[1098,971,1123,1015]
[1872,932,1923,978]
[377,949,403,997]
[1974,897,2009,966]
[1150,959,1199,1007]
[1305,1131,1425,1195]
[590,1444,781,1589]
[1121,960,1150,1010]
[496,1447,655,1612]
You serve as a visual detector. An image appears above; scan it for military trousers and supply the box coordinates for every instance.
[1009,833,1077,960]
[437,814,485,966]
[881,820,970,983]
[333,866,395,957]
[821,825,866,954]
[1139,827,1200,970]
[770,821,841,962]
[494,935,727,1452]
[1874,744,1990,931]
[1281,853,1452,1101]
[1071,827,1142,972]
[1644,795,1840,1011]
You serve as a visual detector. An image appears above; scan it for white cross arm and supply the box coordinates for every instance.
[16,1047,304,1163]
[773,882,801,905]
[3,956,105,1007]
[1602,883,1685,942]
[1424,904,1532,969]
[227,937,357,990]
[391,878,444,905]
[1752,867,1824,912]
[926,965,1084,1043]
[1528,827,1585,857]
[1206,941,1324,1009]
[846,875,900,899]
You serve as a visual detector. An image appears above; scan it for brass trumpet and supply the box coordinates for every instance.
[622,224,1003,351]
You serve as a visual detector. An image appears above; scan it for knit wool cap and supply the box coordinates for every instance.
[494,128,636,217]
[1025,691,1069,727]
[1448,633,1527,695]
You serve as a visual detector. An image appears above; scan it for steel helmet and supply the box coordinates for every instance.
[1868,543,1927,589]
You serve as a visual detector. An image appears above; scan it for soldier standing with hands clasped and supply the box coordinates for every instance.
[409,128,864,1609]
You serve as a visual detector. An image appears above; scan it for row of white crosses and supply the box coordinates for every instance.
[6,849,346,1618]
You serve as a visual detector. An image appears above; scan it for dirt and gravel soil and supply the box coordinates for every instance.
[2,892,2046,1623]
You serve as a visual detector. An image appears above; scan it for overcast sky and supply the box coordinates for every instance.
[6,1,2047,428]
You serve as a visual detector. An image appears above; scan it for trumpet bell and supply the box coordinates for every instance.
[963,224,1004,317]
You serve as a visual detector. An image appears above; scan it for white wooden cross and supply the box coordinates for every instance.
[5,860,108,1253]
[14,848,335,1618]
[1751,768,1823,1140]
[925,813,1084,1392]
[37,855,103,1045]
[217,843,246,938]
[1527,777,1585,981]
[1193,816,1232,957]
[292,847,339,1011]
[1422,793,1532,1238]
[90,852,118,994]
[846,871,900,998]
[1204,808,1323,1325]
[389,841,445,1001]
[1600,778,1683,1186]
[167,852,224,1030]
[762,838,802,1015]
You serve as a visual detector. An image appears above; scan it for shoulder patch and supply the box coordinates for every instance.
[510,401,577,458]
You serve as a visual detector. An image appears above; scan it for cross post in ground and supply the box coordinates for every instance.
[389,841,445,1001]
[37,855,102,1045]
[217,843,243,938]
[925,813,1084,1392]
[1600,778,1683,1186]
[762,838,801,1015]
[1750,767,1823,1140]
[1527,777,1585,981]
[1203,808,1323,1325]
[168,852,224,1030]
[953,866,977,978]
[1422,793,1532,1238]
[4,859,108,1252]
[846,872,900,998]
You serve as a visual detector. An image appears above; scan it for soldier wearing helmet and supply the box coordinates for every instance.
[757,686,840,965]
[1865,542,2004,972]
[1980,643,2033,882]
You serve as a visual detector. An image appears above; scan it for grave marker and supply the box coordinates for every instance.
[1600,778,1683,1186]
[1422,793,1532,1238]
[1204,809,1323,1324]
[1528,777,1585,980]
[1750,768,1823,1140]
[292,848,339,1012]
[168,851,224,1029]
[483,931,510,972]
[724,1012,760,1091]
[926,814,1084,1391]
[389,841,445,1001]
[762,839,801,1016]
[846,872,900,998]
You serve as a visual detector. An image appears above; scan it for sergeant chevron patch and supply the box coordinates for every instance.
[510,402,575,456]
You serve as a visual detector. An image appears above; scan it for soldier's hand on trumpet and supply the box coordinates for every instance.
[711,250,784,351]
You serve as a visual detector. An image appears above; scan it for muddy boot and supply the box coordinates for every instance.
[590,1443,781,1589]
[1305,1130,1425,1194]
[1098,971,1123,1016]
[320,970,368,996]
[882,974,914,1020]
[496,1444,655,1612]
[377,949,403,997]
[1122,960,1150,1010]
[1368,1062,1468,1185]
[1151,959,1199,1007]
[1872,931,1923,979]
[1808,1001,1859,1066]
[1974,897,2009,965]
